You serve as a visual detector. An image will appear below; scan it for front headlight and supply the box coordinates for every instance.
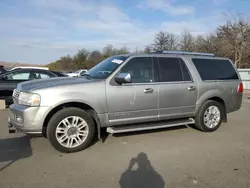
[18,92,41,106]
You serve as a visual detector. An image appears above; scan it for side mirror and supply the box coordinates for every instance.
[114,73,132,84]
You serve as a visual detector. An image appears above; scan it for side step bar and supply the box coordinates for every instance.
[106,118,195,134]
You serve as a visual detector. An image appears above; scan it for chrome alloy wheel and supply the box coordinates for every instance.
[203,105,221,128]
[55,116,89,148]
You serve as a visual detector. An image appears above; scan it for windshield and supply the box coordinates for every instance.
[86,55,128,79]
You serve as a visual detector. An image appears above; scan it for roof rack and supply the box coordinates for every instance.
[151,50,215,57]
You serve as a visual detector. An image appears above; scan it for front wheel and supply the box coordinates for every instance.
[195,100,223,132]
[47,107,96,153]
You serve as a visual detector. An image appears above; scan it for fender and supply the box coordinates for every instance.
[196,89,226,108]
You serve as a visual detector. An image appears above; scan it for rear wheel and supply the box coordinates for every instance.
[47,107,95,153]
[195,100,223,132]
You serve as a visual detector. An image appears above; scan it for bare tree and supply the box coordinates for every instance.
[217,17,250,68]
[144,45,153,53]
[89,50,102,62]
[168,33,178,50]
[102,44,116,57]
[60,55,76,70]
[179,29,195,51]
[73,48,89,68]
[152,31,177,51]
[117,46,130,55]
[194,33,219,54]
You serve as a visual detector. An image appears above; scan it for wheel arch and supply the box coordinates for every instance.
[196,96,227,122]
[42,102,102,139]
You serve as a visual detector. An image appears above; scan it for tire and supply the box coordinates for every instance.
[195,100,223,132]
[47,107,96,153]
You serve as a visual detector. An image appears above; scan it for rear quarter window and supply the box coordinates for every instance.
[192,58,239,81]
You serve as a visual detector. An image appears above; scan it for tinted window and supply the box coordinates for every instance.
[120,57,153,83]
[158,57,191,82]
[1,70,30,81]
[192,58,239,80]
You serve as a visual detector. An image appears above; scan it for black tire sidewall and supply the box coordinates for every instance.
[47,107,96,153]
[196,100,223,132]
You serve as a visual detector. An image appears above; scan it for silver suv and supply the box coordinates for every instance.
[8,51,243,153]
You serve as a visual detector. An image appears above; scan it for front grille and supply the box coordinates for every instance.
[12,89,20,104]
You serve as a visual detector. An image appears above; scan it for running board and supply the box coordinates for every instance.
[106,118,195,134]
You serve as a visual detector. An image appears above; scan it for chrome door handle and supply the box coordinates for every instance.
[144,88,154,93]
[188,86,196,91]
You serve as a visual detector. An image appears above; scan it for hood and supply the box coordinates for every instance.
[17,76,99,92]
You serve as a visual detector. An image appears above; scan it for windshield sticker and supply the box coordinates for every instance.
[112,59,123,64]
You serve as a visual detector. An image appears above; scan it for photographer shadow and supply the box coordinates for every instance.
[120,152,165,188]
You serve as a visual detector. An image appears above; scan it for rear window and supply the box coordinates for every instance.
[158,57,192,82]
[192,58,239,81]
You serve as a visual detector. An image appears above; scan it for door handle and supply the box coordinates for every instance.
[188,86,196,91]
[144,88,154,93]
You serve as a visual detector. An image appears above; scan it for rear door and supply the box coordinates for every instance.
[192,58,242,112]
[0,69,31,102]
[157,57,197,120]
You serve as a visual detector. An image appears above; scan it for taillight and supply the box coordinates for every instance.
[237,82,244,93]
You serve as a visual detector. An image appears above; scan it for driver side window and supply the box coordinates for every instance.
[120,57,153,83]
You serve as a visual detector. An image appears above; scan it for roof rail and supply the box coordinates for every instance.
[151,50,215,57]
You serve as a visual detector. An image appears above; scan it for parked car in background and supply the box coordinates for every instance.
[66,69,88,77]
[50,71,68,77]
[0,68,65,105]
[8,51,243,153]
[10,66,49,71]
[0,65,7,75]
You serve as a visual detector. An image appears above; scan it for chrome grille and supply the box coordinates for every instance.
[12,89,20,104]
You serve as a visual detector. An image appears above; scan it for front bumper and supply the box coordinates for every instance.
[8,104,51,135]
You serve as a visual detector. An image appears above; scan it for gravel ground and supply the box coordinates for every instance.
[0,96,250,188]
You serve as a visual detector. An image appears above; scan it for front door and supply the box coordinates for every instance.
[106,57,158,126]
[157,57,197,120]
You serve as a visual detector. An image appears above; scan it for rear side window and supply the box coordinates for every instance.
[158,57,192,82]
[192,58,239,81]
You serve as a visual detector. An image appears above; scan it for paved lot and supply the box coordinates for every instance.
[0,97,250,188]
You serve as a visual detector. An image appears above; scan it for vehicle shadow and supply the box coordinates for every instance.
[0,135,32,171]
[119,152,165,188]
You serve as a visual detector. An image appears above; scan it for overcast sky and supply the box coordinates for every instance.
[0,0,249,64]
